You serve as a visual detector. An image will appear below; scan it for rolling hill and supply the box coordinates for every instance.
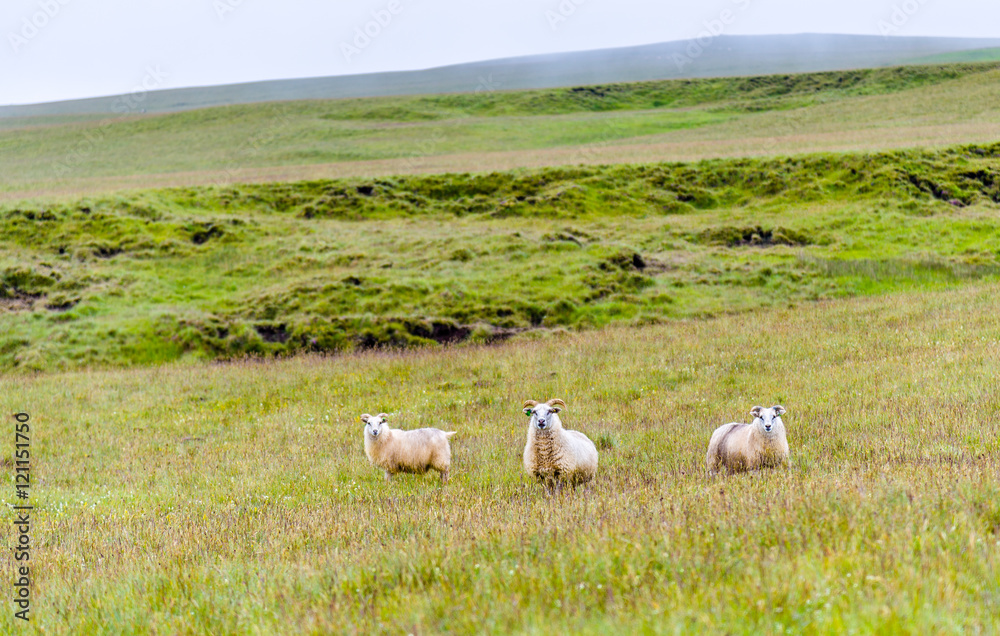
[3,40,1000,635]
[3,34,1000,119]
[3,142,1000,372]
[2,61,1000,201]
[908,46,1000,64]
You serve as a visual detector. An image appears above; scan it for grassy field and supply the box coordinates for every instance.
[910,47,1000,64]
[2,282,999,633]
[3,59,1000,633]
[3,143,1000,372]
[3,63,1000,200]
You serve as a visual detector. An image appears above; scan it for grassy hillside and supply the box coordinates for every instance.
[3,143,1000,372]
[3,282,999,633]
[260,62,1000,120]
[908,47,1000,64]
[4,33,999,119]
[3,62,1000,200]
[4,54,1000,635]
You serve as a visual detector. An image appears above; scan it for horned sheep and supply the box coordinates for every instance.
[706,405,789,473]
[522,399,598,489]
[361,413,456,483]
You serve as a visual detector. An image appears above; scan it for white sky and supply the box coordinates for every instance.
[2,0,998,105]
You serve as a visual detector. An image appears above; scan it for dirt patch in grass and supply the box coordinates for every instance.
[191,224,225,245]
[255,324,290,344]
[695,225,816,248]
[0,295,39,312]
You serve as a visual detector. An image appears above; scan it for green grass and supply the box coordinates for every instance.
[311,63,1000,120]
[907,47,1000,64]
[2,282,999,633]
[4,59,1000,634]
[2,62,1000,194]
[2,143,1000,372]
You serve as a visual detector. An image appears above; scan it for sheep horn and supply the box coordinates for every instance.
[522,400,538,409]
[547,399,566,410]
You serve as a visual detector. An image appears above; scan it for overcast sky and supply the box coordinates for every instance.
[2,0,998,105]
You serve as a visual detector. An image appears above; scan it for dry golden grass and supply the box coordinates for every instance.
[3,283,999,633]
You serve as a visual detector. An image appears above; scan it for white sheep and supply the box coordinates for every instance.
[706,405,789,473]
[361,413,456,483]
[522,399,598,489]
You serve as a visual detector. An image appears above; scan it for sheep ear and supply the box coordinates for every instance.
[547,398,566,412]
[750,406,763,418]
[377,412,388,420]
[523,408,533,416]
[361,414,371,423]
[772,405,786,416]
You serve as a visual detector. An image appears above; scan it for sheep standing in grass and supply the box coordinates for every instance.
[361,413,456,483]
[706,405,789,473]
[522,399,598,489]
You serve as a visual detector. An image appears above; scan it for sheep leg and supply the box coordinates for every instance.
[541,477,555,496]
[440,469,449,484]
[384,471,392,482]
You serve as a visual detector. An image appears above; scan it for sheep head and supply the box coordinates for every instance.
[750,405,786,434]
[523,399,566,432]
[361,412,390,438]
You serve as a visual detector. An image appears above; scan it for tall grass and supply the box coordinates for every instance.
[2,283,998,633]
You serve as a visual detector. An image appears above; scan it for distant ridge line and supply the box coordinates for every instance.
[4,33,1000,118]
